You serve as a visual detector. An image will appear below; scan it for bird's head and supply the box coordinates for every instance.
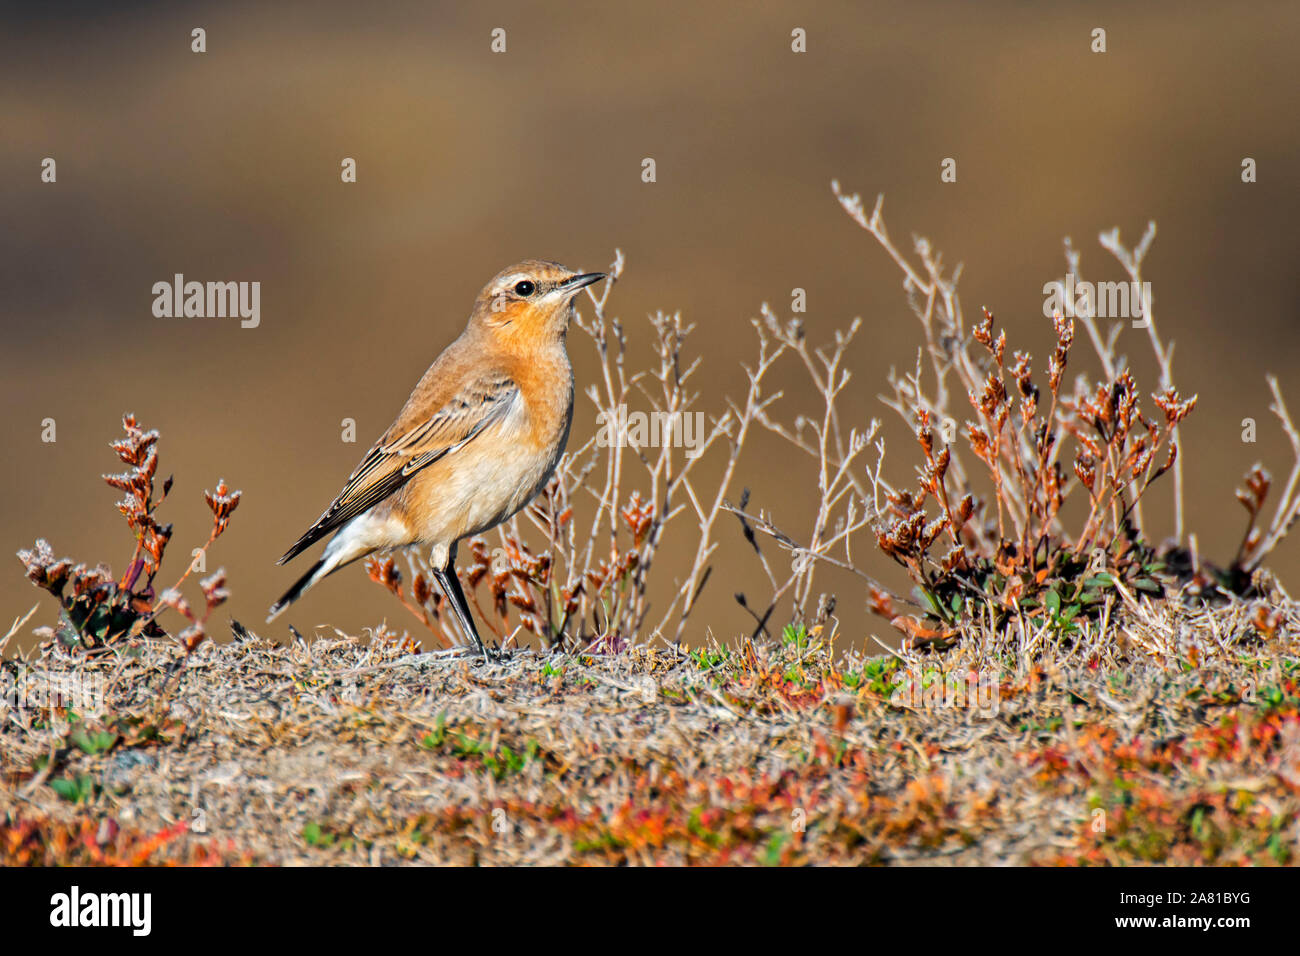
[470,259,605,342]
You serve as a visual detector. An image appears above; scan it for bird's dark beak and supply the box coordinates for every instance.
[563,272,605,292]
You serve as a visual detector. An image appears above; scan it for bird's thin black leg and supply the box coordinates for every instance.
[433,549,494,664]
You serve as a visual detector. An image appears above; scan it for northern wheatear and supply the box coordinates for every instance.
[268,260,604,661]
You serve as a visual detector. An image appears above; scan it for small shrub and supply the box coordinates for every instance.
[17,414,240,653]
[735,182,1300,656]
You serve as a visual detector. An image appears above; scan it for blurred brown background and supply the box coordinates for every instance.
[3,1,1298,654]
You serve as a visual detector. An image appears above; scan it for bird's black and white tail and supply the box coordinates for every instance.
[267,556,336,622]
[269,514,377,622]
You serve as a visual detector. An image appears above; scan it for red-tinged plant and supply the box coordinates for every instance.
[1,813,247,866]
[825,184,1300,645]
[848,191,1205,640]
[729,185,1292,653]
[363,554,452,649]
[17,414,240,652]
[872,302,1194,636]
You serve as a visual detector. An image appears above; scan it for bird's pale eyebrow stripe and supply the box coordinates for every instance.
[497,272,571,295]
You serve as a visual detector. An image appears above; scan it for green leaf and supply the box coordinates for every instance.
[302,822,333,846]
[50,774,95,803]
[50,778,79,801]
[763,831,789,866]
[70,729,118,755]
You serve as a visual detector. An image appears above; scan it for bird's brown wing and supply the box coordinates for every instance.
[277,374,518,564]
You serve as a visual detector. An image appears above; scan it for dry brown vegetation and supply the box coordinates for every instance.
[17,414,239,655]
[7,186,1300,865]
[2,608,1298,865]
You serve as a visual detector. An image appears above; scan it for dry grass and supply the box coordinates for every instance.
[2,593,1298,865]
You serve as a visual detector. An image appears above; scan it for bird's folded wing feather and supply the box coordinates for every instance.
[278,375,518,563]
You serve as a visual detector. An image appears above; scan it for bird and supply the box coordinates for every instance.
[267,259,605,662]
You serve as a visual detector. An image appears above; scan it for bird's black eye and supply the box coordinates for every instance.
[513,280,536,297]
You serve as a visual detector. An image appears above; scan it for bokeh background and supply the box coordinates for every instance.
[3,0,1298,654]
